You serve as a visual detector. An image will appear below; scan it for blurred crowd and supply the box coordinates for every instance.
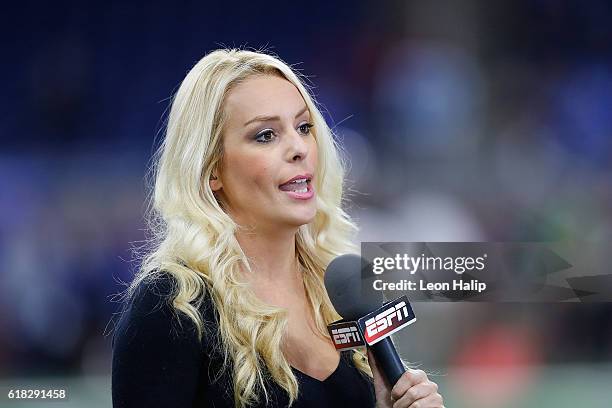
[1,2,611,401]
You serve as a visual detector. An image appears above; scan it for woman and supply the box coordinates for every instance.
[112,48,444,408]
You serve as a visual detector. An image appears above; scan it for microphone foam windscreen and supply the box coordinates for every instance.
[324,254,383,320]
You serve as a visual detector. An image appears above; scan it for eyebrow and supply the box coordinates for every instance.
[243,105,309,127]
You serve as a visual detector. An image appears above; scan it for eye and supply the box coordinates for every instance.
[254,130,276,143]
[298,122,314,135]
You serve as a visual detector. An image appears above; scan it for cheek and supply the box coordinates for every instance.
[251,163,275,191]
[309,139,319,167]
[228,153,274,193]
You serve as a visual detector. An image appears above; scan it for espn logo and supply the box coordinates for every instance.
[327,321,365,350]
[359,296,416,345]
[332,326,361,345]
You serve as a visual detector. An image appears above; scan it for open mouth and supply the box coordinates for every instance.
[279,177,311,193]
[278,176,314,199]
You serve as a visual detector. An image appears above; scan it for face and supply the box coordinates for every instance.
[210,74,318,232]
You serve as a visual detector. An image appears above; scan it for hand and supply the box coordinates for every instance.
[367,349,444,408]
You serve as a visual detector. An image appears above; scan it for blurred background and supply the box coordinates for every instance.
[2,0,612,407]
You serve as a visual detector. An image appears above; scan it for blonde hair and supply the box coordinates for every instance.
[126,48,372,407]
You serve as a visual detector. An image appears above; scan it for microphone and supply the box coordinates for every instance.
[325,254,414,386]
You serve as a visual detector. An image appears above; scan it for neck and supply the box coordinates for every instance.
[235,225,302,290]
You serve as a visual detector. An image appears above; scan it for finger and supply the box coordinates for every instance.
[390,369,428,402]
[404,391,444,408]
[392,380,438,407]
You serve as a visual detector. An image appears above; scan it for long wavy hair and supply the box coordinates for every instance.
[125,48,372,407]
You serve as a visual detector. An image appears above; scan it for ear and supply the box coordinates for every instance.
[209,172,222,192]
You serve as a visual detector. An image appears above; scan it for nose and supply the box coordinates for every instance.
[285,128,309,162]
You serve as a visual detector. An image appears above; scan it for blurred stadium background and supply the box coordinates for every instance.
[1,0,611,407]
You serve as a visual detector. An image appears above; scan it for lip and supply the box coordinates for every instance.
[278,173,315,200]
[279,173,313,186]
[281,180,315,200]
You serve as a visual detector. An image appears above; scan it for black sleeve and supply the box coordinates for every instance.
[111,275,204,408]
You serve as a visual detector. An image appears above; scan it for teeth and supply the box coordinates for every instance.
[279,177,310,194]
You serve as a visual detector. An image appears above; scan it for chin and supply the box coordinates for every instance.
[285,210,317,228]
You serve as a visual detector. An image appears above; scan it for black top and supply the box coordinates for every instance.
[111,272,376,407]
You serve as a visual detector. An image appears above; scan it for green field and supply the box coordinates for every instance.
[2,363,611,407]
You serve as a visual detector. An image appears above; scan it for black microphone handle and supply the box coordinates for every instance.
[369,337,406,386]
